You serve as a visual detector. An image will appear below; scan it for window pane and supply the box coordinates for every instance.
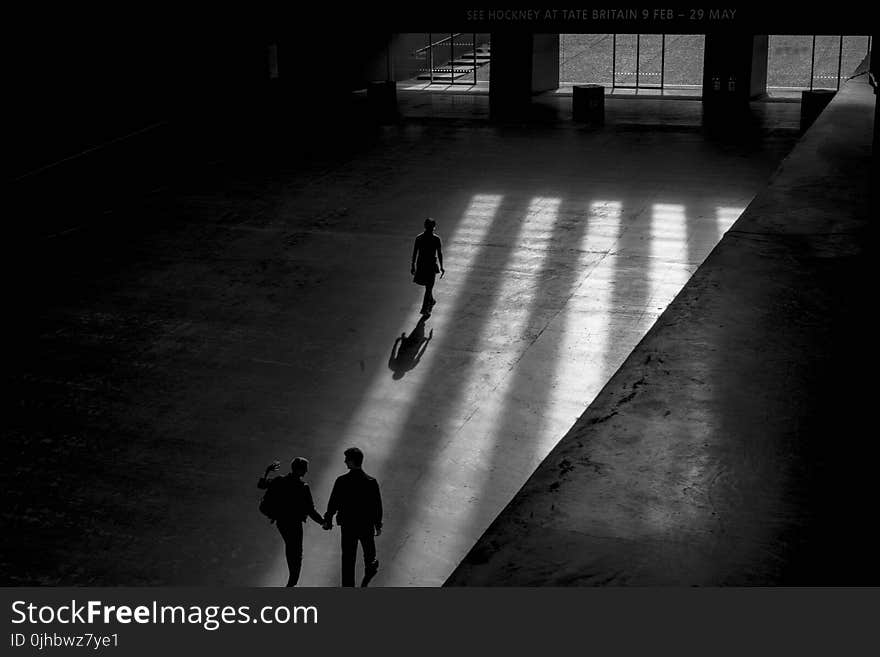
[474,34,491,82]
[614,34,638,86]
[638,34,663,87]
[811,35,840,89]
[663,34,705,88]
[429,34,462,83]
[412,34,433,80]
[559,34,613,84]
[768,35,813,89]
[841,35,870,79]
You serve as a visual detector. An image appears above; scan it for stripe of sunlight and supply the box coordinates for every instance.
[387,197,562,585]
[453,199,625,552]
[715,206,745,241]
[544,200,624,433]
[260,193,504,587]
[646,203,690,321]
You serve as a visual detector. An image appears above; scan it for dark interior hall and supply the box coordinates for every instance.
[4,5,877,586]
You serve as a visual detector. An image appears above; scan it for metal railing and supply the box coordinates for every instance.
[413,33,462,56]
[414,33,490,85]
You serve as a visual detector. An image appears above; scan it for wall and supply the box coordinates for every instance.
[392,33,435,82]
[8,10,395,180]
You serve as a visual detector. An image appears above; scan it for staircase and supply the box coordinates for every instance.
[413,34,491,84]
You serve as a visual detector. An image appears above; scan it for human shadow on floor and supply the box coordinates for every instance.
[388,317,433,380]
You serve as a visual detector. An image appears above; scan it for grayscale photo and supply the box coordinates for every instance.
[5,3,877,598]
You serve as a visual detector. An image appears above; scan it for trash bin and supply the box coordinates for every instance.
[573,84,605,124]
[368,80,398,122]
[800,89,835,132]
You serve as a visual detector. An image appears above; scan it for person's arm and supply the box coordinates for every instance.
[323,479,340,529]
[258,461,281,489]
[411,238,418,275]
[436,237,444,276]
[304,485,324,525]
[374,480,383,536]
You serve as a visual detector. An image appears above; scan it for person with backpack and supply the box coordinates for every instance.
[258,457,325,587]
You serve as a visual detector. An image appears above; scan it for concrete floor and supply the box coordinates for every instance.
[4,97,800,585]
[396,86,801,124]
[448,77,877,585]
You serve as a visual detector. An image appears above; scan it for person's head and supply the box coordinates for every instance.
[343,447,364,470]
[290,457,309,477]
[423,218,436,233]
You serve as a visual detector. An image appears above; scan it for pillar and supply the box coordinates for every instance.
[532,34,560,93]
[490,32,560,118]
[489,32,534,118]
[703,34,769,105]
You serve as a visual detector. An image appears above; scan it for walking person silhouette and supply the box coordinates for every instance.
[258,457,325,587]
[322,447,383,587]
[411,218,444,317]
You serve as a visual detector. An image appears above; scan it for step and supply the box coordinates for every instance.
[415,76,473,83]
[415,73,476,82]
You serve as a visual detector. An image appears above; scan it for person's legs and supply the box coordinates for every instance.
[360,527,378,587]
[361,530,377,568]
[421,279,435,314]
[279,521,304,587]
[340,525,358,587]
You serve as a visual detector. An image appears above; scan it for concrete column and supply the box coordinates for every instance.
[703,34,768,105]
[750,35,769,98]
[489,32,534,118]
[532,34,560,93]
[490,32,560,117]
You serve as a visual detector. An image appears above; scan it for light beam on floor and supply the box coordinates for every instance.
[649,203,690,310]
[261,194,504,586]
[386,197,562,582]
[549,201,625,408]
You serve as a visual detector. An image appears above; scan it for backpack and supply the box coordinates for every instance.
[259,480,283,522]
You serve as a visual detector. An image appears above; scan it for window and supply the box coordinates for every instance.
[768,35,872,96]
[560,34,704,96]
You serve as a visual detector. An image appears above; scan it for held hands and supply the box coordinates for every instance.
[317,519,378,534]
